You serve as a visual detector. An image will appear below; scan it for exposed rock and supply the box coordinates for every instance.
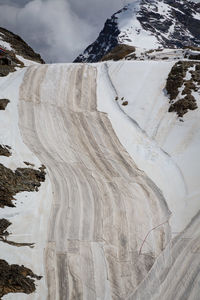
[0,219,11,239]
[101,44,135,61]
[187,54,200,60]
[0,65,16,77]
[0,99,10,110]
[0,259,42,300]
[0,163,46,208]
[0,218,34,248]
[74,15,120,63]
[0,27,45,64]
[24,161,35,167]
[0,145,11,157]
[74,0,200,63]
[166,61,200,117]
[168,95,198,117]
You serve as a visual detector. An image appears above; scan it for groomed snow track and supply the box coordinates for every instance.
[18,64,172,300]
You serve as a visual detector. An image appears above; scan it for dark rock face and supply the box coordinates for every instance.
[0,259,42,300]
[138,0,200,49]
[74,0,200,63]
[74,16,120,63]
[0,27,45,64]
[0,145,11,157]
[0,219,11,239]
[166,61,200,117]
[0,163,46,208]
[0,99,10,110]
[0,65,15,77]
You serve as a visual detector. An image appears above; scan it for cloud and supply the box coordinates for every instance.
[0,0,126,62]
[0,0,199,62]
[68,0,124,26]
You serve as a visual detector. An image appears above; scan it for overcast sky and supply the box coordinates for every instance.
[0,0,199,63]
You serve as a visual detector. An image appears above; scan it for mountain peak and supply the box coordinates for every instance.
[74,0,200,63]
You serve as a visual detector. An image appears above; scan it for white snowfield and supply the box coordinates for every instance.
[117,0,160,49]
[0,60,200,299]
[102,61,200,235]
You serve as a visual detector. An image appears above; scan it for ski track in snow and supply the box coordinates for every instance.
[18,64,171,299]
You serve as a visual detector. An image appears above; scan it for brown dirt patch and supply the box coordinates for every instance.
[101,44,135,61]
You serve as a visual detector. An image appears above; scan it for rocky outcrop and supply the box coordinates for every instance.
[74,15,120,63]
[166,61,200,117]
[0,219,11,240]
[0,259,42,300]
[0,145,11,157]
[138,0,200,48]
[0,163,46,208]
[0,27,45,64]
[101,44,135,61]
[0,218,34,248]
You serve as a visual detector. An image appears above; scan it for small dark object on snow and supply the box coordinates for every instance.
[24,161,35,167]
[115,96,118,101]
[122,101,128,106]
[0,99,10,110]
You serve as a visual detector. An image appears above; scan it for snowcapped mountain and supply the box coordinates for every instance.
[74,0,200,63]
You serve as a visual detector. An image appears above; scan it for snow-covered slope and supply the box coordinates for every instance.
[0,69,52,299]
[0,31,200,298]
[0,59,199,299]
[98,60,200,235]
[74,0,200,63]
